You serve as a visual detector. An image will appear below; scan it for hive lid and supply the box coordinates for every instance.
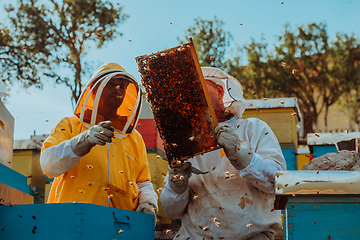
[275,170,360,195]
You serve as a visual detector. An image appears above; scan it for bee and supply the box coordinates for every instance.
[265,132,269,135]
[246,223,252,228]
[215,222,220,227]
[119,170,123,173]
[315,133,320,137]
[71,176,75,179]
[202,226,209,231]
[264,98,267,101]
[118,229,124,233]
[295,182,300,185]
[281,1,284,4]
[193,195,198,200]
[87,165,93,169]
[280,100,284,104]
[79,190,84,193]
[157,188,163,193]
[292,112,297,116]
[165,229,172,233]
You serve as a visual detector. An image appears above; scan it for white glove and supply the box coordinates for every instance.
[71,121,115,156]
[136,201,158,215]
[215,123,253,170]
[168,161,192,194]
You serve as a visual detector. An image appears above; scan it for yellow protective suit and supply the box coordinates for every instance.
[41,62,154,211]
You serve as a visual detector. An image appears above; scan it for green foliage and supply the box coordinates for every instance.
[0,23,41,88]
[181,18,360,134]
[271,22,334,132]
[178,16,233,70]
[331,34,360,128]
[1,0,128,105]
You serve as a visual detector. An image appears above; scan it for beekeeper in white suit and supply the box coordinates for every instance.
[160,67,286,240]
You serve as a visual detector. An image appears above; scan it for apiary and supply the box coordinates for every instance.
[136,39,219,162]
[0,202,155,240]
[275,171,360,240]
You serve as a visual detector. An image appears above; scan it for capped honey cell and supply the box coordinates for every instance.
[136,39,219,161]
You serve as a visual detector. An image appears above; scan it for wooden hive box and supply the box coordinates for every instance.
[242,97,301,169]
[0,203,155,240]
[242,97,301,149]
[275,171,360,240]
[307,132,360,158]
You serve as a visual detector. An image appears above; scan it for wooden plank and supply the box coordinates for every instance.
[0,182,33,205]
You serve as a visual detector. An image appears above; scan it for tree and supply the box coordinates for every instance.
[0,24,41,89]
[331,34,360,130]
[2,0,128,106]
[271,22,349,133]
[238,39,284,100]
[178,16,233,70]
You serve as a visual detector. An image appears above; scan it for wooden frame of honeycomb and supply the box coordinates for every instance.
[136,39,220,162]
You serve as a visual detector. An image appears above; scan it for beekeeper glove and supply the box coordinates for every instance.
[215,123,253,170]
[71,121,115,157]
[168,161,192,194]
[136,201,158,215]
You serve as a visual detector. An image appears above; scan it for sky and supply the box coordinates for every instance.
[1,0,360,140]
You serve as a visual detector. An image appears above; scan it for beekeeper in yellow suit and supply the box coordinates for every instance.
[40,62,158,216]
[160,67,287,240]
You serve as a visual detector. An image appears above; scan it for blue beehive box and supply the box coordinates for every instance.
[307,132,360,158]
[274,171,360,240]
[0,203,155,240]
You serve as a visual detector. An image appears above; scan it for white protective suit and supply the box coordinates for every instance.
[160,67,286,240]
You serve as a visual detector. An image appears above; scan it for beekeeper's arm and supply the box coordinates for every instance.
[136,181,158,215]
[40,120,114,177]
[135,139,159,216]
[215,119,286,194]
[160,162,192,219]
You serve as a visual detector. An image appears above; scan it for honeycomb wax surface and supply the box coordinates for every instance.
[137,45,218,161]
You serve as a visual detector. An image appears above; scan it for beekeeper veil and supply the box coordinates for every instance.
[74,62,142,134]
[201,67,246,119]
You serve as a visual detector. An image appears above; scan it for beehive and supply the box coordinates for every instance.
[0,203,155,240]
[136,40,219,162]
[275,171,360,239]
